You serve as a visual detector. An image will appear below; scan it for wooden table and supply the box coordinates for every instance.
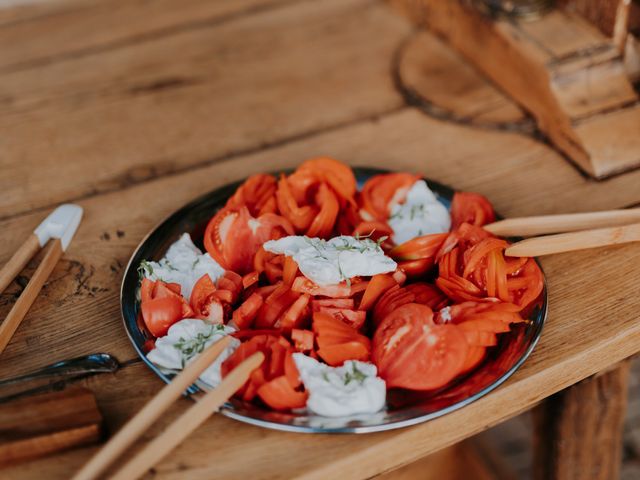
[1,0,639,478]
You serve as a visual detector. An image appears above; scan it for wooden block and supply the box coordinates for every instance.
[388,0,640,178]
[377,440,514,480]
[533,361,630,480]
[0,386,103,466]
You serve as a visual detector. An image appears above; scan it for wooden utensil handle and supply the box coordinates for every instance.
[484,208,640,237]
[71,336,234,480]
[0,239,63,356]
[110,352,264,480]
[0,234,40,295]
[505,222,640,257]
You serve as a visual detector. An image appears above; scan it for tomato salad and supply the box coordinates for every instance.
[139,158,543,418]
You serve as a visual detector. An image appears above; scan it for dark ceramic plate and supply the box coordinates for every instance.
[121,167,547,433]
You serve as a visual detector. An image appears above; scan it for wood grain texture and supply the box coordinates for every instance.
[0,0,290,71]
[395,31,531,128]
[0,0,408,219]
[533,362,630,480]
[0,386,102,466]
[0,239,63,356]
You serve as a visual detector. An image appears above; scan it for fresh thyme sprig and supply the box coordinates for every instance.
[137,260,154,280]
[343,363,367,386]
[174,325,226,367]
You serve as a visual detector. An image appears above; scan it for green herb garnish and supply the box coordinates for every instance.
[343,364,367,386]
[174,325,226,367]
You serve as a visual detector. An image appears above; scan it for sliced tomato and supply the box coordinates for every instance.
[460,346,486,373]
[232,292,264,330]
[291,277,352,298]
[141,296,183,337]
[203,206,293,274]
[291,329,314,352]
[359,172,420,221]
[373,303,468,390]
[311,298,355,310]
[140,279,192,336]
[404,283,449,311]
[284,350,302,388]
[242,271,260,289]
[279,293,311,330]
[306,182,339,238]
[257,376,308,411]
[282,256,299,287]
[390,233,448,261]
[317,341,370,366]
[359,274,398,311]
[450,192,496,229]
[255,285,301,328]
[275,174,318,232]
[313,312,371,366]
[188,274,224,323]
[297,157,357,204]
[315,307,367,331]
[226,173,277,217]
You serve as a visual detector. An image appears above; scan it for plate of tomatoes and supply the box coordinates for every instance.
[121,159,546,433]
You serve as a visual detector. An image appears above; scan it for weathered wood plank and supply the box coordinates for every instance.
[0,0,408,219]
[396,31,530,127]
[533,361,630,480]
[0,0,290,71]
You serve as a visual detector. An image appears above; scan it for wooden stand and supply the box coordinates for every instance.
[0,387,103,466]
[533,361,630,480]
[389,0,640,178]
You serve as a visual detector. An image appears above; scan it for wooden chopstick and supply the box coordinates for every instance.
[72,336,235,480]
[484,208,640,237]
[0,239,63,355]
[505,222,640,257]
[0,233,41,295]
[110,351,264,480]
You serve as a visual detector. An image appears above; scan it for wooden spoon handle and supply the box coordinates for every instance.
[505,222,640,257]
[485,208,640,237]
[109,352,265,480]
[0,234,41,295]
[0,239,62,356]
[71,336,234,480]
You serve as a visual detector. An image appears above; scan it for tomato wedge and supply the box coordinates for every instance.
[141,296,183,337]
[257,376,308,411]
[313,312,371,366]
[306,183,339,238]
[203,206,293,274]
[226,173,277,217]
[373,303,468,390]
[291,329,314,352]
[297,157,357,204]
[190,274,224,323]
[232,292,264,330]
[450,192,495,229]
[359,274,398,311]
[140,279,193,336]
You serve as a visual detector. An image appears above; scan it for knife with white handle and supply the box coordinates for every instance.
[0,204,83,355]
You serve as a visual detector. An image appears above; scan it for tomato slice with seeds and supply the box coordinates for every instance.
[373,303,468,390]
[203,206,293,274]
